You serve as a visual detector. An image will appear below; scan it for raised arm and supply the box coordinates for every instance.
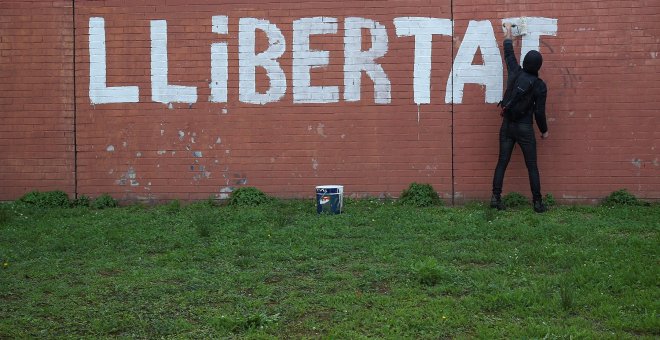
[502,23,521,77]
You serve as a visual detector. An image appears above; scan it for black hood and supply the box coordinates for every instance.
[523,50,543,76]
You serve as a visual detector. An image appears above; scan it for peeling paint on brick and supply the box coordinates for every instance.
[317,123,326,138]
[116,167,139,187]
[219,186,233,199]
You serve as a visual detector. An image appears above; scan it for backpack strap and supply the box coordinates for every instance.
[498,71,523,108]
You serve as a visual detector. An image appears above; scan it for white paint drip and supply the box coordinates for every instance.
[136,152,142,157]
[178,130,185,140]
[631,158,642,169]
[312,158,319,170]
[106,145,115,152]
[216,137,222,144]
[157,150,166,155]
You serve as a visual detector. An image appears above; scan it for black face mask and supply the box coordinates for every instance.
[523,50,543,75]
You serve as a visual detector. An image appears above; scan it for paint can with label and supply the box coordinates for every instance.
[316,185,343,214]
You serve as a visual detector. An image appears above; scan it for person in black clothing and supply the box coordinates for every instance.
[491,22,549,213]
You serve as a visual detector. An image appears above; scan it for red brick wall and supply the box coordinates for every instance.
[0,0,74,200]
[1,0,658,203]
[453,0,660,202]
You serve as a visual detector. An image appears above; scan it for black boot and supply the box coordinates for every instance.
[490,194,505,210]
[533,200,547,213]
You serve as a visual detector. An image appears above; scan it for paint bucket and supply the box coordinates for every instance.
[316,185,343,214]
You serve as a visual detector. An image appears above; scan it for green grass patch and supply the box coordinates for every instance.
[0,199,658,338]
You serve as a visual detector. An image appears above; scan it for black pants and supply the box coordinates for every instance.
[492,120,542,202]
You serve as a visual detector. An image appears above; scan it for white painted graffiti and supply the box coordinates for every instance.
[88,16,557,105]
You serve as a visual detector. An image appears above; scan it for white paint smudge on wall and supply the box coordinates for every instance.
[316,123,326,138]
[116,167,139,187]
[219,186,233,199]
[106,145,115,152]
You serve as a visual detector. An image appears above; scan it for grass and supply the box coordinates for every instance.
[0,199,658,338]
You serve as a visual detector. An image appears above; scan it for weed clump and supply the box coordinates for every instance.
[0,205,11,225]
[163,199,181,214]
[212,312,280,333]
[602,189,643,206]
[412,257,447,286]
[502,192,528,208]
[544,193,556,207]
[398,183,443,207]
[19,190,71,208]
[72,195,91,207]
[559,282,575,312]
[92,194,119,209]
[228,187,271,207]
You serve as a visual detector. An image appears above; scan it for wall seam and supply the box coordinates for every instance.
[72,0,78,199]
[450,0,455,206]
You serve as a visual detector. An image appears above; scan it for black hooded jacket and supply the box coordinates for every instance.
[503,38,548,133]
